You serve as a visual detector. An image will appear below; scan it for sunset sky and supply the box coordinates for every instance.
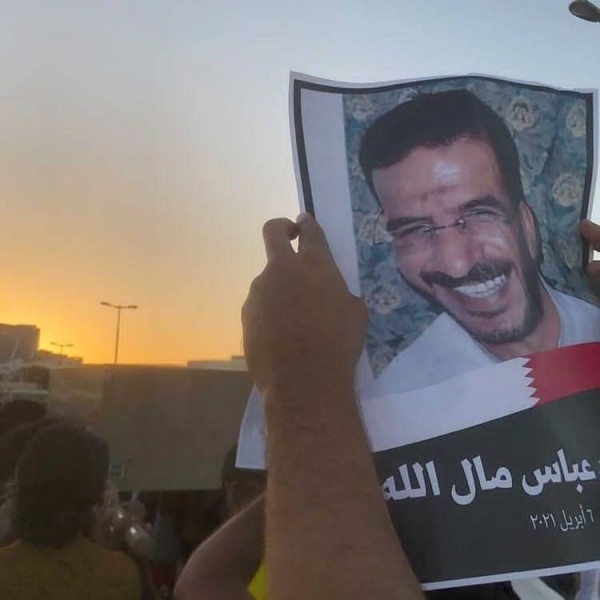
[2,0,600,365]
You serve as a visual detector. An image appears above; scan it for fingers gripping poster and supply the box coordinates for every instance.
[238,73,600,592]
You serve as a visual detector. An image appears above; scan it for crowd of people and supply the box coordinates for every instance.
[1,214,599,599]
[0,399,267,599]
[0,404,157,598]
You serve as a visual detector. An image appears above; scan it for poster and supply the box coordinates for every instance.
[238,73,600,592]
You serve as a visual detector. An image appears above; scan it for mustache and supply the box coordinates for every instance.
[421,261,512,289]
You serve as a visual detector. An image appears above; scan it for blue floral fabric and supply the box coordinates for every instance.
[342,76,596,376]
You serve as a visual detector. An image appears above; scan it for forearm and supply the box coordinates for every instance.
[174,495,264,600]
[264,375,424,600]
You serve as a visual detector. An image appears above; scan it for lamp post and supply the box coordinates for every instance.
[50,342,73,355]
[569,0,600,22]
[100,301,138,364]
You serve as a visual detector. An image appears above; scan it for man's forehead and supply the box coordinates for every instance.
[430,160,463,186]
[372,137,504,208]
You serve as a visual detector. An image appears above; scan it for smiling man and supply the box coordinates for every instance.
[359,90,600,396]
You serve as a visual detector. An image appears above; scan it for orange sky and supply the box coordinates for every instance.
[2,1,600,365]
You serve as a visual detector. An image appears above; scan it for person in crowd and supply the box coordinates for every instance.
[221,445,266,518]
[236,213,600,600]
[175,495,265,600]
[174,446,266,600]
[0,422,146,599]
[0,399,46,438]
[0,417,60,545]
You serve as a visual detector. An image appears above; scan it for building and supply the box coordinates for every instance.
[0,323,79,407]
[35,349,82,368]
[187,355,247,371]
[0,324,39,362]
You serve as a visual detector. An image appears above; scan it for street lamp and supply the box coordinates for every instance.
[569,0,600,22]
[50,342,73,355]
[100,301,138,364]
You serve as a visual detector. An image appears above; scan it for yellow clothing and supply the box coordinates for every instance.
[0,536,141,599]
[248,561,266,600]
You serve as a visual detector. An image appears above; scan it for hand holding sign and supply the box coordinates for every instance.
[242,213,367,396]
[243,213,422,600]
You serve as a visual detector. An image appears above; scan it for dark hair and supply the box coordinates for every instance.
[358,89,526,209]
[221,445,265,487]
[0,417,60,483]
[13,423,109,547]
[0,399,47,438]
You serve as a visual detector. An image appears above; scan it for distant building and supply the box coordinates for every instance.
[187,355,247,371]
[0,324,39,362]
[34,349,82,368]
[0,324,80,407]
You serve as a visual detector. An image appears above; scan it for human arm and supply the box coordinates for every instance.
[242,214,424,600]
[174,494,264,600]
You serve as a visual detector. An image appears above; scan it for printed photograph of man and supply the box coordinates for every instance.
[355,88,600,398]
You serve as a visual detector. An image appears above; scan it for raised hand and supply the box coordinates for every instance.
[242,213,367,395]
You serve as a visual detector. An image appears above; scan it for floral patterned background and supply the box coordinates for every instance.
[343,76,595,376]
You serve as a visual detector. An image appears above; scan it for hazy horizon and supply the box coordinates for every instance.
[2,0,600,365]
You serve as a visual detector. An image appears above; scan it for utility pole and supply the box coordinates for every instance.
[100,302,138,364]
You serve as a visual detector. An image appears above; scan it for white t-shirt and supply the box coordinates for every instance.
[363,283,600,400]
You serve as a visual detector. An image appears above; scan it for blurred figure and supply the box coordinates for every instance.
[0,417,60,487]
[174,447,266,600]
[0,422,144,599]
[0,417,60,545]
[94,482,156,561]
[0,399,46,438]
[221,445,266,518]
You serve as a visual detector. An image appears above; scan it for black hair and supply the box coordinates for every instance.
[13,423,109,547]
[358,89,526,209]
[0,417,60,484]
[221,445,265,487]
[0,399,47,438]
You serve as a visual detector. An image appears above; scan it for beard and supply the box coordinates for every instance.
[409,237,544,346]
[472,233,544,345]
[468,261,543,344]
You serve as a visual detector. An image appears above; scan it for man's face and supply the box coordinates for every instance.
[372,136,542,345]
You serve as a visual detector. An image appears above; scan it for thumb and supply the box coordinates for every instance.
[296,212,333,256]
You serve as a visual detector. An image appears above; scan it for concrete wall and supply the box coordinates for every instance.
[49,365,253,491]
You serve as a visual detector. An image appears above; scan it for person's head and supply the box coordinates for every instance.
[0,417,60,486]
[221,445,265,517]
[0,399,47,438]
[359,89,544,345]
[13,423,109,547]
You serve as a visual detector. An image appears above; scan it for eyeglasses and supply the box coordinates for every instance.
[373,206,515,254]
